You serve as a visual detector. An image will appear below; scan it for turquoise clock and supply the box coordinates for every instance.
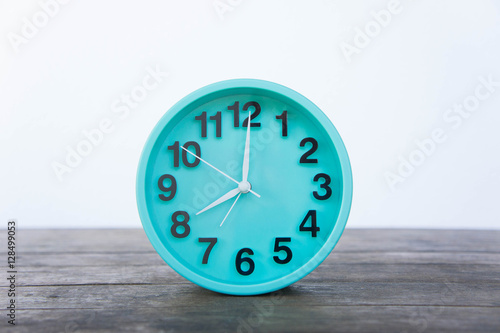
[136,79,352,295]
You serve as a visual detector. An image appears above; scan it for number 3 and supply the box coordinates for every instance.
[313,173,332,200]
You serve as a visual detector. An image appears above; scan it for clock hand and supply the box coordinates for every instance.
[181,146,238,184]
[220,193,241,227]
[242,109,251,183]
[181,146,261,198]
[196,187,240,215]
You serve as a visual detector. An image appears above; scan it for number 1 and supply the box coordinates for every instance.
[276,111,288,137]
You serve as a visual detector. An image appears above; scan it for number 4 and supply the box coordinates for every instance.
[299,210,319,237]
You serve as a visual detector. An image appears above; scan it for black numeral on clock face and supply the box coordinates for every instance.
[227,101,240,127]
[299,137,318,163]
[273,237,292,264]
[235,248,255,276]
[198,238,217,264]
[313,173,332,200]
[227,101,261,127]
[171,211,190,238]
[275,111,288,137]
[158,174,176,201]
[242,101,261,128]
[195,111,222,138]
[299,210,319,237]
[167,141,201,168]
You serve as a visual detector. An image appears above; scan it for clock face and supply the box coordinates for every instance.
[137,79,352,295]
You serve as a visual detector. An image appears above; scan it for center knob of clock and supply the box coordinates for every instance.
[238,181,252,194]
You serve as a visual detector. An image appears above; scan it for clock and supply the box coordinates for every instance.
[136,79,352,295]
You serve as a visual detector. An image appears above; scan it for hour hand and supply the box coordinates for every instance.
[196,188,240,215]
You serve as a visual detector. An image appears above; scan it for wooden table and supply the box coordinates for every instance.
[2,229,499,332]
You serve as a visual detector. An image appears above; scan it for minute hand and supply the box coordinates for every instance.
[242,109,251,183]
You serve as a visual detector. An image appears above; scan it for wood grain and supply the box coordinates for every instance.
[1,229,499,333]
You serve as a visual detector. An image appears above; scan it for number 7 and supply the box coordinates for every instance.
[198,238,218,264]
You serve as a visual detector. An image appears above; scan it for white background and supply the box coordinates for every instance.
[1,0,499,229]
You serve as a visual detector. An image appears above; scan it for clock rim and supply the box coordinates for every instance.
[136,78,353,295]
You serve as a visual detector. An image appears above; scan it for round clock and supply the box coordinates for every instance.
[136,79,352,295]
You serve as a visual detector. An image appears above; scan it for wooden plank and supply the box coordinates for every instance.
[2,305,499,333]
[9,229,500,254]
[11,282,500,309]
[9,229,154,254]
[5,261,499,287]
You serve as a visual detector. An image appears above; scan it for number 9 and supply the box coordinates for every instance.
[158,174,177,201]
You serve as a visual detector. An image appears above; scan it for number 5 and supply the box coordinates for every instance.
[273,237,292,264]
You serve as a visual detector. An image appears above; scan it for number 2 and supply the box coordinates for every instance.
[242,102,261,128]
[299,138,318,163]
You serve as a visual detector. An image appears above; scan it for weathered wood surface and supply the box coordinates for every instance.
[1,229,499,333]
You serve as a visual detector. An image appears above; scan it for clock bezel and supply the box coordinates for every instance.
[136,79,353,295]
